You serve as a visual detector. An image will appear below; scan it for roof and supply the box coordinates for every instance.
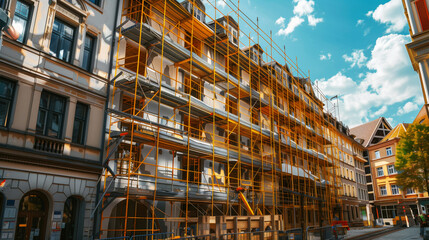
[413,105,429,125]
[349,117,392,147]
[380,123,409,143]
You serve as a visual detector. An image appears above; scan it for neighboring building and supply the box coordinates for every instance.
[324,115,368,226]
[402,0,429,120]
[0,0,118,239]
[350,117,392,224]
[97,0,341,238]
[413,105,429,125]
[368,123,428,226]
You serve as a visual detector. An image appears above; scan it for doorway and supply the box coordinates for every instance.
[15,191,48,240]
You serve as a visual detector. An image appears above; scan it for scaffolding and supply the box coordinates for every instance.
[97,0,342,238]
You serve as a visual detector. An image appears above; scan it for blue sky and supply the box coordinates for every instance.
[203,0,424,128]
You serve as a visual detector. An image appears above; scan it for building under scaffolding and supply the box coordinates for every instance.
[97,0,342,238]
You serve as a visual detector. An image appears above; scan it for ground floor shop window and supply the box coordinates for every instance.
[381,205,396,219]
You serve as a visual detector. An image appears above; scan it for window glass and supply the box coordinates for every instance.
[375,150,380,159]
[36,91,66,138]
[88,0,101,6]
[386,147,392,156]
[49,19,75,62]
[82,35,94,71]
[12,0,31,43]
[0,0,6,9]
[391,185,399,195]
[387,165,397,175]
[380,186,387,196]
[377,167,384,177]
[0,78,15,127]
[72,103,88,144]
[407,188,415,194]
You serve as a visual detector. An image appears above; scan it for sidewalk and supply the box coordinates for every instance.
[345,226,392,239]
[373,226,420,240]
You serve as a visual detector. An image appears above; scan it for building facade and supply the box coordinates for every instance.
[402,0,429,120]
[368,123,425,226]
[324,116,368,226]
[350,117,392,225]
[0,0,118,239]
[96,0,342,238]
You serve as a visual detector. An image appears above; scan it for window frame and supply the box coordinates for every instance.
[0,78,16,128]
[82,34,96,72]
[380,185,387,196]
[49,18,76,63]
[374,150,380,159]
[407,188,416,195]
[72,102,89,145]
[387,165,397,175]
[36,91,67,139]
[87,0,101,6]
[12,0,32,44]
[386,147,392,156]
[391,184,400,195]
[377,167,384,177]
[0,0,7,9]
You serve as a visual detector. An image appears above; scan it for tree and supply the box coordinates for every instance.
[395,124,429,195]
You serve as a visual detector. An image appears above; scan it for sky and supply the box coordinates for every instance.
[203,0,424,128]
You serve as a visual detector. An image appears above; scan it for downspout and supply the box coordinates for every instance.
[93,0,121,238]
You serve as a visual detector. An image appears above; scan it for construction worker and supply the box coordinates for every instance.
[418,213,427,237]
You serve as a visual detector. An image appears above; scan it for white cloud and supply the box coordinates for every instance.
[317,34,421,127]
[386,117,395,127]
[275,17,286,28]
[276,0,322,36]
[317,72,358,96]
[278,16,305,36]
[366,11,373,17]
[371,0,407,33]
[371,105,388,118]
[358,73,365,78]
[217,0,226,8]
[293,0,314,16]
[308,15,323,26]
[356,19,364,26]
[343,49,367,68]
[320,53,331,61]
[397,101,419,115]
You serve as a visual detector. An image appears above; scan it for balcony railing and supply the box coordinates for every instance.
[33,135,64,154]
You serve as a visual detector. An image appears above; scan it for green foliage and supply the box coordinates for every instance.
[395,124,429,194]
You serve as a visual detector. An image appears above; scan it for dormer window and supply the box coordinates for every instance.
[252,48,259,63]
[224,22,238,46]
[183,0,205,23]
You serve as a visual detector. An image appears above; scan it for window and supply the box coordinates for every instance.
[386,147,392,156]
[82,35,95,71]
[12,0,31,43]
[49,18,75,62]
[407,188,415,194]
[377,167,384,177]
[412,0,429,32]
[72,102,88,144]
[88,0,101,6]
[391,185,400,195]
[387,165,397,175]
[0,0,6,9]
[380,186,387,196]
[0,78,15,127]
[375,150,380,159]
[36,91,66,138]
[381,205,396,218]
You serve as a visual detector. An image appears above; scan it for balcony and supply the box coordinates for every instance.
[33,135,65,154]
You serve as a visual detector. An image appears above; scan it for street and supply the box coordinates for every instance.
[373,226,421,240]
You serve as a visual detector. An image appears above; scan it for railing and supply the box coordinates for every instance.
[33,135,64,154]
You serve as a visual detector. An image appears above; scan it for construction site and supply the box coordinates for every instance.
[97,0,343,238]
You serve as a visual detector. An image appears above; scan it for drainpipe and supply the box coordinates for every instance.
[93,0,121,238]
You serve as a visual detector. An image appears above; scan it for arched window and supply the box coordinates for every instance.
[15,191,49,240]
[61,196,83,240]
